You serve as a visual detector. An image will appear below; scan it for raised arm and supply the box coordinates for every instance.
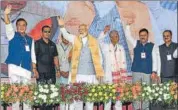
[124,25,137,47]
[4,5,15,41]
[57,16,76,44]
[98,25,110,41]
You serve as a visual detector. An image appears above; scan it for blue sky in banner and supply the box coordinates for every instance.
[142,1,177,45]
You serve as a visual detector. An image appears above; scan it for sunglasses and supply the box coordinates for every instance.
[43,31,51,33]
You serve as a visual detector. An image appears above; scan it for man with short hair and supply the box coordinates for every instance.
[159,30,178,83]
[32,25,60,110]
[56,34,72,85]
[124,22,160,110]
[4,5,34,110]
[151,30,178,110]
[56,34,72,110]
[32,25,60,84]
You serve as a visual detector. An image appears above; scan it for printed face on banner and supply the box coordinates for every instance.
[116,1,154,43]
[64,1,95,35]
[1,1,27,14]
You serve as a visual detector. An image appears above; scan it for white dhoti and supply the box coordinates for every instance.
[69,74,98,110]
[104,100,122,110]
[8,64,32,110]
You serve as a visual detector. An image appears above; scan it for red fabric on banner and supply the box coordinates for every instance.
[29,18,52,40]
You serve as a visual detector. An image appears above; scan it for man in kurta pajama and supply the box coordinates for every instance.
[56,34,72,85]
[98,25,127,110]
[56,34,72,110]
[4,5,34,110]
[124,23,160,110]
[58,17,104,110]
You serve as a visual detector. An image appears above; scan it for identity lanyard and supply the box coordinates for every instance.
[23,36,30,52]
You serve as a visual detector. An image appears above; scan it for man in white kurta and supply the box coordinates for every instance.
[56,34,72,110]
[98,26,127,110]
[56,34,72,84]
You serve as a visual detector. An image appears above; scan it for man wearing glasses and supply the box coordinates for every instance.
[32,25,60,110]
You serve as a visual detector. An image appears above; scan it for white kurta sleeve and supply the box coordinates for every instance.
[124,25,137,47]
[60,28,76,44]
[31,40,36,64]
[152,45,161,76]
[5,23,15,41]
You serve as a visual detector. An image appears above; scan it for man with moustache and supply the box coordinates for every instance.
[159,30,178,83]
[124,22,160,110]
[32,25,60,110]
[98,25,127,110]
[151,30,178,110]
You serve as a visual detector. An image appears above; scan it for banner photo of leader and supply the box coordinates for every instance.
[1,1,177,77]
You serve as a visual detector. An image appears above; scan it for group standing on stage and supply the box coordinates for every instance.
[4,5,178,110]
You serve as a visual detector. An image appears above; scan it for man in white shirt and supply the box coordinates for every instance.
[124,21,160,110]
[98,25,127,110]
[4,5,35,110]
[56,34,72,110]
[57,17,104,110]
[56,34,72,85]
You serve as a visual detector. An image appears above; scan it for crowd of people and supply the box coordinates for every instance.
[4,4,178,110]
